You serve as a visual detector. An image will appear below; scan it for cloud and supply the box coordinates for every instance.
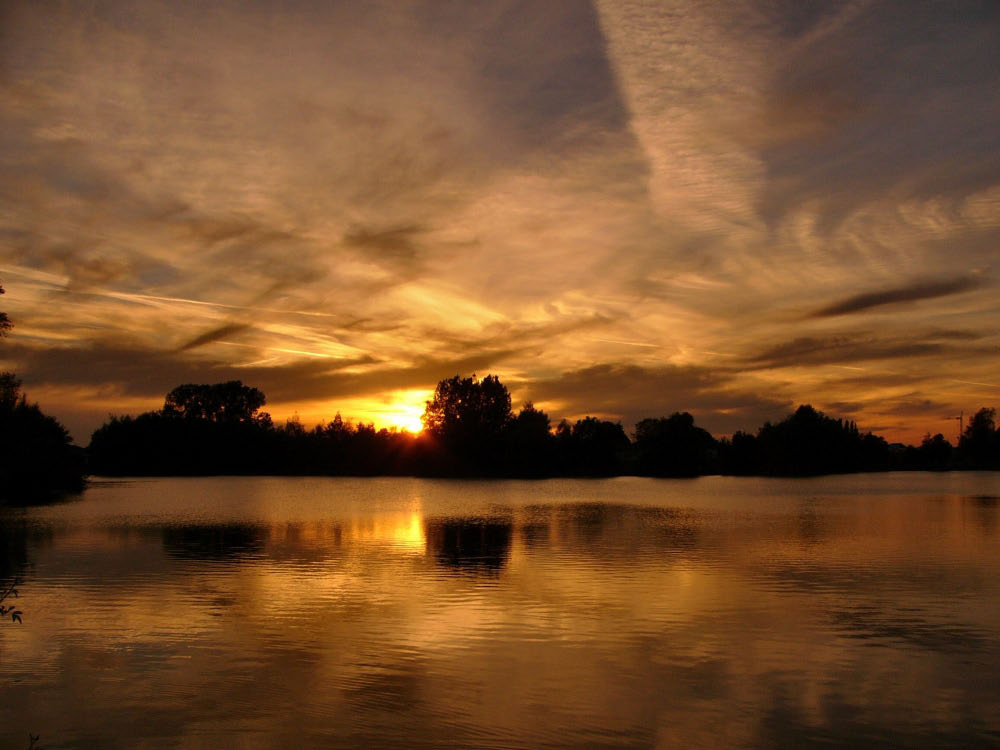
[878,396,952,418]
[177,323,252,352]
[5,338,518,404]
[413,312,620,361]
[522,363,790,435]
[753,1,1000,229]
[746,334,954,370]
[2,0,999,445]
[756,0,847,40]
[809,277,985,318]
[343,224,426,266]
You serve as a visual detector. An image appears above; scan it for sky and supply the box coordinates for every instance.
[1,0,998,444]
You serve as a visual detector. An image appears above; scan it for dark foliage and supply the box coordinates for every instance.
[421,374,512,475]
[87,374,999,479]
[915,433,954,471]
[503,402,555,477]
[634,412,717,477]
[0,373,86,503]
[89,376,627,478]
[0,578,22,624]
[957,408,999,469]
[718,431,759,476]
[163,381,269,424]
[89,397,432,477]
[0,282,86,504]
[555,417,630,476]
[745,405,890,476]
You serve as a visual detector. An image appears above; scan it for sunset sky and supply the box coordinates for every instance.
[1,0,998,444]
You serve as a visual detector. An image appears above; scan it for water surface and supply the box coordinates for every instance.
[1,474,999,748]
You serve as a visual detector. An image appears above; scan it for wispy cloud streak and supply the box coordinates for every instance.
[809,277,984,318]
[0,0,997,443]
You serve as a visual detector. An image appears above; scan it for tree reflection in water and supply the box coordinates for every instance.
[161,524,266,561]
[0,476,997,748]
[423,518,513,573]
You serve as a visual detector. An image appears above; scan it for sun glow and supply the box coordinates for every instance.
[282,389,432,438]
[373,389,432,434]
[389,410,425,434]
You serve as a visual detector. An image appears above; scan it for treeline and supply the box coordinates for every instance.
[87,375,1000,478]
[0,373,86,501]
[0,372,85,503]
[0,281,86,503]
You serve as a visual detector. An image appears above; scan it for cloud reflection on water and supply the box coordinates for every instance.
[0,476,998,747]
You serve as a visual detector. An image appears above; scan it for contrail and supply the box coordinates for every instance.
[99,290,341,318]
[589,337,659,348]
[948,379,1000,389]
[0,266,341,318]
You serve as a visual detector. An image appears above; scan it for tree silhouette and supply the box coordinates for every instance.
[752,404,889,476]
[719,431,758,475]
[85,372,998,479]
[634,412,717,477]
[422,374,512,441]
[556,416,630,476]
[917,433,953,471]
[504,402,554,477]
[0,284,85,502]
[163,381,268,424]
[958,407,997,469]
[0,373,85,500]
[0,282,11,337]
[421,374,512,473]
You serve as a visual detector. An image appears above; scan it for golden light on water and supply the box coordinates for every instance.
[345,511,427,551]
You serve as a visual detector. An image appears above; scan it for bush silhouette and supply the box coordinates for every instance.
[0,373,85,501]
[0,283,86,503]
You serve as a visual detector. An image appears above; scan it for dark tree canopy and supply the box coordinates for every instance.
[420,374,514,475]
[634,412,717,477]
[507,402,551,449]
[917,433,953,471]
[0,283,86,502]
[422,374,512,445]
[0,372,19,411]
[85,374,998,478]
[958,407,998,469]
[719,430,758,476]
[555,416,630,476]
[752,404,889,476]
[0,373,85,501]
[504,402,555,477]
[163,381,268,424]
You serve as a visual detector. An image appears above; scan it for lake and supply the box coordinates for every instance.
[1,474,999,748]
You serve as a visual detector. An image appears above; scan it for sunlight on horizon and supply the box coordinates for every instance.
[379,389,431,434]
[327,388,431,434]
[1,0,997,446]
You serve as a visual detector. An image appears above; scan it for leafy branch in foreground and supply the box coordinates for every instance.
[1,578,39,748]
[1,578,23,623]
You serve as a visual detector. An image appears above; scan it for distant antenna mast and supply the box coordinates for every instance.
[947,410,963,444]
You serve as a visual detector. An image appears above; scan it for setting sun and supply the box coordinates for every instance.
[372,389,432,434]
[2,2,999,747]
